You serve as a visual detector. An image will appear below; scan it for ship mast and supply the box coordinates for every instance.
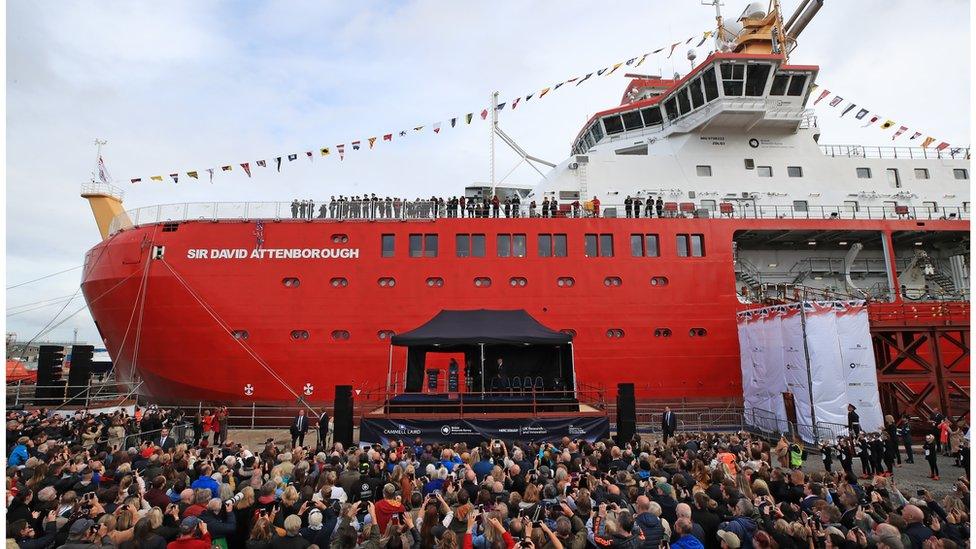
[92,138,107,183]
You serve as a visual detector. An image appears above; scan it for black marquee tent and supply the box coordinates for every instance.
[389,309,576,394]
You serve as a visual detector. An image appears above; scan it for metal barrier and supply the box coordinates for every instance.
[6,381,136,407]
[95,422,194,450]
[819,144,971,160]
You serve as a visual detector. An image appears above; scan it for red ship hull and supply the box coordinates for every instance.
[80,217,969,404]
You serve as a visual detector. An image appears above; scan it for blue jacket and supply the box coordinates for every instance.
[472,459,494,479]
[8,444,29,467]
[672,534,705,549]
[718,517,758,549]
[191,475,220,498]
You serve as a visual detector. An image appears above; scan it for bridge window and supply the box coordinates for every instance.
[914,168,930,179]
[770,74,790,95]
[677,234,705,257]
[621,110,643,131]
[787,166,803,177]
[745,64,771,96]
[381,234,395,257]
[602,115,624,135]
[677,89,692,115]
[954,168,969,180]
[631,234,660,257]
[720,62,745,96]
[497,233,526,257]
[664,97,679,121]
[689,79,705,108]
[641,106,663,127]
[856,167,872,179]
[590,122,604,142]
[701,67,719,101]
[696,165,712,177]
[456,234,486,258]
[786,74,807,96]
[757,166,773,177]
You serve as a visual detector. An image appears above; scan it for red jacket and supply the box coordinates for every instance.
[167,532,212,549]
[374,498,405,534]
[464,531,514,549]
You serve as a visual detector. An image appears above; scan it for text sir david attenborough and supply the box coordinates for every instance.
[186,248,360,259]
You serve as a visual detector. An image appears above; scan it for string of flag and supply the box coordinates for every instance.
[809,84,954,151]
[127,30,715,184]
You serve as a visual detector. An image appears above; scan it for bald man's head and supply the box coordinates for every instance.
[636,496,651,513]
[676,503,692,519]
[901,505,924,524]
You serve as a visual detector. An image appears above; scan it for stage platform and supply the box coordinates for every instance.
[377,392,587,415]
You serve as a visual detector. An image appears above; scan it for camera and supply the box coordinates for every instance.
[225,492,245,506]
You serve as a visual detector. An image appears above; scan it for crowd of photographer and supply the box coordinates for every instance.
[6,407,971,549]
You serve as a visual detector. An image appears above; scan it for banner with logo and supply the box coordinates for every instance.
[360,416,610,445]
[834,302,883,432]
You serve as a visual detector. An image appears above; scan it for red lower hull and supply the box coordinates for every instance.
[80,217,969,404]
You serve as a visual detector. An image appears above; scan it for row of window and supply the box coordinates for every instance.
[231,327,708,341]
[386,233,705,258]
[696,164,802,178]
[856,167,968,187]
[284,275,674,289]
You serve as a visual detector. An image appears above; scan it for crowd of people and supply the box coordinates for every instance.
[6,402,971,549]
[287,194,684,221]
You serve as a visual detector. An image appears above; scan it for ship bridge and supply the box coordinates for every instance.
[572,52,818,155]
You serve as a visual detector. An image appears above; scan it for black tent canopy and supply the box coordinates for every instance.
[389,309,575,394]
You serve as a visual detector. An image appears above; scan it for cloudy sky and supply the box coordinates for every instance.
[5,0,971,345]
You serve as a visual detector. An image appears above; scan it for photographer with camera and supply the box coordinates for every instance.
[169,516,211,549]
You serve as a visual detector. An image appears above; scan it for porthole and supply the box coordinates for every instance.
[509,277,527,287]
[331,330,350,341]
[426,277,445,287]
[560,329,577,337]
[330,277,349,287]
[604,276,622,287]
[650,276,670,286]
[331,234,349,243]
[378,277,396,287]
[689,328,707,337]
[654,328,673,338]
[291,330,310,340]
[474,277,492,287]
[377,330,396,340]
[282,277,301,288]
[231,330,249,340]
[557,277,575,287]
[605,329,624,338]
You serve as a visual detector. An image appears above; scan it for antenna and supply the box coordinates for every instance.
[701,0,725,50]
[687,48,697,70]
[92,138,107,183]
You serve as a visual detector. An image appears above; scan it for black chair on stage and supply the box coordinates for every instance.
[534,377,544,393]
[511,376,522,395]
[524,377,533,395]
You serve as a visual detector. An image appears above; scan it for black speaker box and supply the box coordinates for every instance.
[616,383,636,444]
[333,385,354,447]
[66,345,94,404]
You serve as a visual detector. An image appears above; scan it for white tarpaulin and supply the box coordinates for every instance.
[737,300,882,442]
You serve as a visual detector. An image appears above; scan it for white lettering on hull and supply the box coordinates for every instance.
[186,248,359,260]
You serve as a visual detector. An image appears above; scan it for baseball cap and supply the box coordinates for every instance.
[69,519,95,537]
[717,530,740,549]
[179,516,201,535]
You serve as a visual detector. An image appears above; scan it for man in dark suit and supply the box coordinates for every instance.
[661,406,677,442]
[317,411,330,451]
[157,427,176,451]
[290,409,309,448]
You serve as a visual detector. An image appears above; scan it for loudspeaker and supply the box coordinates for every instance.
[66,345,95,404]
[333,385,354,447]
[35,345,67,404]
[616,383,636,444]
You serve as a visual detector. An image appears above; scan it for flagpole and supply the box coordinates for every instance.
[490,91,498,199]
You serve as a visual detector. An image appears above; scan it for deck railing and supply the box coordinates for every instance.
[819,144,970,160]
[107,201,971,234]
